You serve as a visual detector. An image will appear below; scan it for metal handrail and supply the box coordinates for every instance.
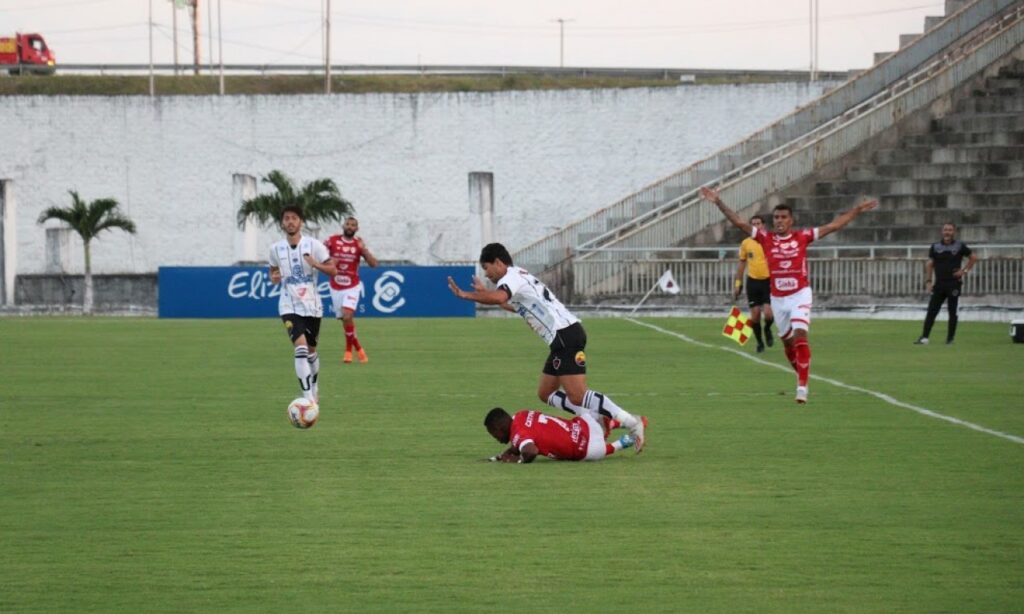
[577,4,1024,258]
[511,0,1019,272]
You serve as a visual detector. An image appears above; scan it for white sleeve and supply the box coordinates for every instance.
[269,246,279,267]
[312,239,330,263]
[497,270,524,300]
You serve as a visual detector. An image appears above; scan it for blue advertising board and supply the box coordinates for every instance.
[158,266,476,318]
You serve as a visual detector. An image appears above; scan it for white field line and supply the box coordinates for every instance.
[627,318,1024,446]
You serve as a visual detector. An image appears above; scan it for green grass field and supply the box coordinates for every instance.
[2,316,1022,612]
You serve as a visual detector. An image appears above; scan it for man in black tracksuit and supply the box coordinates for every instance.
[915,223,979,345]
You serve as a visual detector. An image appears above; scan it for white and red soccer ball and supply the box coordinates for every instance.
[287,398,319,429]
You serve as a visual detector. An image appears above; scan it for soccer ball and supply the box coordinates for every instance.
[287,398,319,429]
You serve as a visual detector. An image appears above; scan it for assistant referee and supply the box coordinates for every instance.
[734,214,775,352]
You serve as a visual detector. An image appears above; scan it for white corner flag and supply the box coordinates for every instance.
[657,269,681,295]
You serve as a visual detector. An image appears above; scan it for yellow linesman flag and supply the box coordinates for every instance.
[722,306,754,345]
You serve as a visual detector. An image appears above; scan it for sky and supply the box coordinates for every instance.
[2,0,949,71]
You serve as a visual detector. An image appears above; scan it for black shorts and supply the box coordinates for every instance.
[543,322,588,376]
[746,277,771,307]
[281,314,321,346]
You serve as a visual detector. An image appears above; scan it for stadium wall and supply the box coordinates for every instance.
[0,83,836,280]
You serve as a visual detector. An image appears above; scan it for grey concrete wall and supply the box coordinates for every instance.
[15,274,156,313]
[0,83,836,276]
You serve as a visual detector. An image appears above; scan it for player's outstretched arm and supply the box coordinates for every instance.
[447,276,511,305]
[818,197,879,239]
[487,446,518,462]
[700,187,753,235]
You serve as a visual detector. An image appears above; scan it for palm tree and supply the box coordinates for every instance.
[37,191,137,315]
[236,170,354,230]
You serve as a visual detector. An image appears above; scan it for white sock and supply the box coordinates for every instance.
[583,389,638,429]
[294,346,313,401]
[546,391,583,416]
[307,351,320,401]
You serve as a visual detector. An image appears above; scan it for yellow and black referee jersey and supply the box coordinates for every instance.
[739,237,770,280]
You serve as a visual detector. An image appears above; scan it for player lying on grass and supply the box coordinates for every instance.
[483,407,639,463]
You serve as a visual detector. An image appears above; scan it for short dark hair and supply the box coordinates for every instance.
[942,221,957,229]
[280,205,304,222]
[772,204,793,216]
[750,214,766,224]
[479,243,512,266]
[484,407,511,429]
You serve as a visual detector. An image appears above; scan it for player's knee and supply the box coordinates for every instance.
[567,391,585,407]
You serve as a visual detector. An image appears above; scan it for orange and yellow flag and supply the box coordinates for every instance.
[722,306,754,345]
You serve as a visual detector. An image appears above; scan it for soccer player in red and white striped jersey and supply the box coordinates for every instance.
[701,187,877,404]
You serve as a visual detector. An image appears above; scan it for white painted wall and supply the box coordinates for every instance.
[0,83,835,274]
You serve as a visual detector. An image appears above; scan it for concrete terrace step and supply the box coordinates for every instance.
[874,146,1024,164]
[793,207,1024,228]
[956,96,1024,113]
[788,192,1024,211]
[850,162,1024,180]
[815,177,1024,196]
[822,224,1024,244]
[906,131,1024,147]
[933,112,1024,133]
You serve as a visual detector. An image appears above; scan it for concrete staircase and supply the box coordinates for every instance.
[778,60,1024,246]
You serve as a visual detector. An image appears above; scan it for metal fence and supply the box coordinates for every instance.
[512,0,1020,274]
[570,245,1024,299]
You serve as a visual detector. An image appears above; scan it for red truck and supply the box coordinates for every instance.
[0,33,56,75]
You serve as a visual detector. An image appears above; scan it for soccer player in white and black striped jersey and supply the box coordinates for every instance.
[269,206,336,405]
[448,243,647,453]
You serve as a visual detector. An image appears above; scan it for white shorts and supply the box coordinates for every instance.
[581,415,608,461]
[770,286,813,340]
[329,282,364,318]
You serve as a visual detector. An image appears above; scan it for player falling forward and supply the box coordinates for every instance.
[269,206,337,404]
[484,407,636,463]
[700,187,878,404]
[324,216,378,364]
[448,243,646,452]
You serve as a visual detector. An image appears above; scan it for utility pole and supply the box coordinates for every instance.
[172,0,179,76]
[148,0,155,96]
[324,0,332,94]
[550,18,574,69]
[192,0,200,76]
[809,0,819,81]
[217,0,224,95]
[207,0,213,71]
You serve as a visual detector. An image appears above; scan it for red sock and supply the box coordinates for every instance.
[343,323,358,351]
[605,443,616,456]
[794,339,811,387]
[784,343,799,372]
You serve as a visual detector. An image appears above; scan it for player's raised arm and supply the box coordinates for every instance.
[447,275,512,305]
[700,187,753,235]
[818,197,879,239]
